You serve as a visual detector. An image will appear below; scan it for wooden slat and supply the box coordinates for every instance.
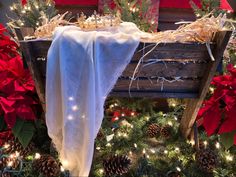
[180,31,232,138]
[114,78,200,92]
[122,62,207,78]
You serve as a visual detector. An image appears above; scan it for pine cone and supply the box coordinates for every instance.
[147,123,161,138]
[196,148,218,173]
[161,125,172,138]
[103,155,131,176]
[3,138,34,157]
[32,154,60,177]
[167,171,181,177]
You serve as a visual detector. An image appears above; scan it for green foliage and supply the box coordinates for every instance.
[8,0,57,28]
[12,118,36,148]
[104,0,158,32]
[220,131,236,150]
[190,0,226,18]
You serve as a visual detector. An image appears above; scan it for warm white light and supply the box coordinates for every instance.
[171,103,176,107]
[27,6,31,10]
[167,121,173,126]
[72,105,78,111]
[60,166,65,172]
[175,147,180,153]
[134,143,137,148]
[118,132,122,137]
[36,22,39,26]
[164,150,168,154]
[114,117,119,121]
[130,125,134,129]
[35,5,39,9]
[48,3,52,6]
[227,10,232,13]
[209,87,214,93]
[10,154,14,159]
[146,154,150,158]
[150,149,155,154]
[10,6,14,10]
[226,155,233,161]
[110,104,114,108]
[142,149,146,154]
[189,140,195,146]
[123,133,128,138]
[174,116,178,121]
[21,10,26,13]
[7,161,13,167]
[99,169,104,174]
[62,160,69,167]
[15,151,20,157]
[96,147,101,150]
[35,153,41,159]
[203,141,208,147]
[131,112,135,116]
[176,167,181,172]
[215,142,220,149]
[145,116,150,121]
[20,22,24,26]
[67,115,73,120]
[114,103,118,106]
[129,151,132,155]
[81,114,86,119]
[196,13,201,17]
[106,143,111,147]
[121,113,125,117]
[4,144,10,149]
[151,20,155,25]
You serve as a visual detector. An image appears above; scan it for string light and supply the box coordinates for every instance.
[106,143,111,147]
[68,97,74,101]
[21,10,26,13]
[114,103,118,106]
[110,104,114,108]
[35,153,41,159]
[164,150,168,154]
[176,167,181,172]
[171,103,176,107]
[142,148,146,154]
[225,155,233,162]
[7,161,13,167]
[67,115,73,120]
[146,154,150,159]
[81,114,86,119]
[61,160,69,167]
[150,149,155,154]
[10,6,14,11]
[60,166,65,172]
[20,22,24,26]
[36,22,39,26]
[72,105,78,111]
[209,87,214,93]
[99,169,104,174]
[215,142,220,149]
[203,141,208,147]
[131,112,135,116]
[196,13,201,17]
[167,121,173,126]
[123,133,128,138]
[4,143,10,149]
[96,146,101,150]
[129,151,133,156]
[121,113,125,117]
[175,147,180,153]
[174,116,178,121]
[134,143,137,148]
[35,5,39,9]
[145,116,150,121]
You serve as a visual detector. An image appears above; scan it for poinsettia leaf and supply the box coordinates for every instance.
[12,118,35,148]
[220,131,236,149]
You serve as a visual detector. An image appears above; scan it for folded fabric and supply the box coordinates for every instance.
[46,22,140,176]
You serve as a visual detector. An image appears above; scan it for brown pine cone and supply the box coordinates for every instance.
[196,148,218,173]
[32,154,60,177]
[147,123,161,138]
[161,125,172,138]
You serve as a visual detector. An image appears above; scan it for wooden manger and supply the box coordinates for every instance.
[19,30,232,138]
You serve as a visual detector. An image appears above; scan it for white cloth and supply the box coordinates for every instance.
[46,23,140,176]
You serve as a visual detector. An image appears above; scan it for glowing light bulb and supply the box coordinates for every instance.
[99,169,104,174]
[114,103,118,106]
[226,155,233,161]
[15,151,20,157]
[68,97,74,101]
[121,113,125,117]
[215,142,220,149]
[209,87,214,93]
[4,144,10,149]
[123,133,128,138]
[67,115,73,120]
[146,154,150,158]
[35,5,39,9]
[10,6,14,10]
[175,147,180,153]
[174,116,178,120]
[72,105,78,111]
[21,10,26,13]
[96,147,101,150]
[110,104,114,108]
[81,114,86,119]
[60,166,65,172]
[129,151,132,155]
[164,150,168,154]
[145,116,150,121]
[203,141,208,147]
[62,160,69,167]
[106,143,111,147]
[150,149,155,154]
[131,112,135,116]
[35,153,41,159]
[20,22,24,26]
[171,103,176,107]
[142,149,146,154]
[7,161,13,167]
[176,167,181,172]
[134,143,137,148]
[167,121,173,126]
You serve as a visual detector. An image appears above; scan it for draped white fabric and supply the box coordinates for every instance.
[46,23,141,176]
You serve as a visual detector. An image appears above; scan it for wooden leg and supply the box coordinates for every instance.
[180,98,203,138]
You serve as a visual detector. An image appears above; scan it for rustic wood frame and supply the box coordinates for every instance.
[20,31,232,138]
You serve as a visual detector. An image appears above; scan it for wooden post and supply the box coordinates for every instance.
[180,31,232,138]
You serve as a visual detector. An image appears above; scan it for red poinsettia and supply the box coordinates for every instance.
[21,0,27,6]
[197,64,236,145]
[0,24,38,128]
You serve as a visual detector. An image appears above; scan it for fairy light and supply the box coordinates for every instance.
[196,13,201,17]
[215,142,220,149]
[209,87,214,93]
[35,153,41,159]
[21,10,26,14]
[96,146,101,150]
[36,22,39,26]
[62,160,69,167]
[106,143,111,147]
[99,169,104,174]
[134,143,137,148]
[189,140,195,146]
[81,114,86,119]
[114,103,118,106]
[131,112,135,116]
[27,6,31,10]
[145,116,150,121]
[167,121,173,126]
[174,116,178,121]
[67,115,73,120]
[118,132,122,137]
[20,22,24,26]
[164,150,168,154]
[150,149,155,154]
[121,113,125,117]
[203,141,208,147]
[72,105,78,111]
[129,151,133,156]
[175,147,180,153]
[4,143,10,149]
[151,20,155,25]
[176,167,181,172]
[225,154,233,162]
[146,154,150,159]
[130,124,134,129]
[10,6,14,11]
[171,103,176,107]
[68,97,74,101]
[123,133,128,138]
[142,148,146,154]
[227,10,232,14]
[114,117,119,121]
[15,151,20,157]
[110,104,114,108]
[60,166,65,172]
[7,161,13,167]
[10,154,14,159]
[35,5,39,9]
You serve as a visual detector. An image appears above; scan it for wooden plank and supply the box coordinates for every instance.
[114,78,200,92]
[180,31,233,138]
[110,91,198,98]
[122,62,207,78]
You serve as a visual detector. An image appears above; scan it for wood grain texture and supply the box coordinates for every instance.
[180,31,233,138]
